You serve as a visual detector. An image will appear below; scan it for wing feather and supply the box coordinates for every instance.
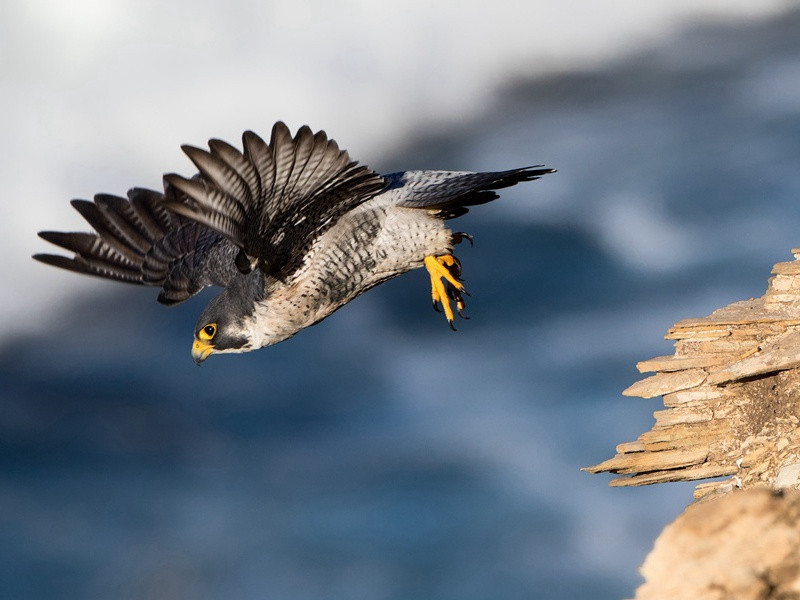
[33,253,143,283]
[290,130,329,196]
[163,174,246,235]
[280,125,316,202]
[34,188,236,305]
[391,167,555,212]
[242,130,276,207]
[208,138,262,204]
[93,194,154,251]
[181,145,252,210]
[163,121,386,279]
[270,121,297,204]
[128,187,176,238]
[69,199,145,263]
[37,230,137,270]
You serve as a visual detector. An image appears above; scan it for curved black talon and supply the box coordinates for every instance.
[448,320,457,332]
[449,284,470,298]
[450,255,463,279]
[446,284,470,320]
[445,283,462,302]
[432,300,441,313]
[453,232,474,247]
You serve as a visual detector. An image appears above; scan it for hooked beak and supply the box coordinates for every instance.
[192,339,214,365]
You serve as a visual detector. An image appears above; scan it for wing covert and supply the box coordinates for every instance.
[163,121,386,279]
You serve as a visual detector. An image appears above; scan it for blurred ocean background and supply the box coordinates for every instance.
[3,1,800,598]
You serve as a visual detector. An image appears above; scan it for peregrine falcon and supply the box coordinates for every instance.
[34,122,554,363]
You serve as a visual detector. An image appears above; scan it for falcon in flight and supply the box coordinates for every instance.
[34,122,554,363]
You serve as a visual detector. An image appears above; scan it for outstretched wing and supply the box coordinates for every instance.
[388,166,556,218]
[162,121,386,280]
[33,186,238,305]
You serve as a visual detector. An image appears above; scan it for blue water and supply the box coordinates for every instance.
[4,10,800,599]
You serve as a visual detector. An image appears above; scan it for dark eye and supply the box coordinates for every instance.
[199,323,217,341]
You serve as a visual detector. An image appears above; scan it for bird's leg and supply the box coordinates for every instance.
[424,254,469,330]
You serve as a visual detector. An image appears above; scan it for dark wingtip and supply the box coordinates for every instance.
[36,232,65,253]
[181,144,211,169]
[31,253,74,269]
[36,230,86,251]
[69,198,93,211]
[270,121,292,143]
[520,165,556,177]
[163,172,189,192]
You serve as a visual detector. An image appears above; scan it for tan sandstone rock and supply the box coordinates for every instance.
[635,488,800,600]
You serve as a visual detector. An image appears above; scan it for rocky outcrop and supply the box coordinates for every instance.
[635,488,800,600]
[585,248,800,597]
[585,249,800,499]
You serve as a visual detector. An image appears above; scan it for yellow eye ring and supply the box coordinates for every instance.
[198,323,217,341]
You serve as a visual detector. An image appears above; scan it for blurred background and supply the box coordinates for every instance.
[3,1,800,598]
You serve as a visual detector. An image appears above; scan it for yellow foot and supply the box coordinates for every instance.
[424,254,469,330]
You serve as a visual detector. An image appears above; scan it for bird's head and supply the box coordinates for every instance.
[191,286,255,364]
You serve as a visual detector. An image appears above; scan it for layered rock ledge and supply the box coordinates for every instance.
[586,248,800,597]
[586,249,800,499]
